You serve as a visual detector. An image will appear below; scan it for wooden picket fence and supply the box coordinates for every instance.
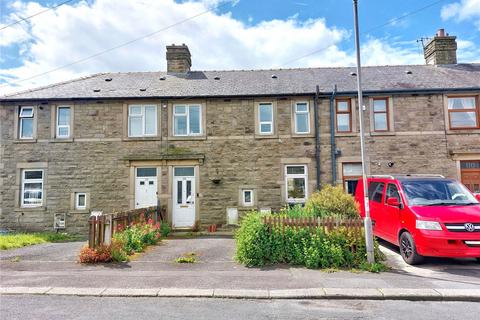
[262,216,364,234]
[88,206,165,248]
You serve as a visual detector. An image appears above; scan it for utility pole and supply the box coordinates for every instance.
[353,0,375,263]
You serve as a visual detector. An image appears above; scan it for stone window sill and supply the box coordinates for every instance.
[168,136,207,141]
[14,139,37,144]
[370,132,396,136]
[122,136,162,142]
[290,133,315,138]
[254,134,279,139]
[50,138,74,143]
[335,133,359,137]
[14,207,47,212]
[446,129,480,135]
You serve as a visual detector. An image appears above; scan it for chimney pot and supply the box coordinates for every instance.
[423,29,457,65]
[166,44,191,73]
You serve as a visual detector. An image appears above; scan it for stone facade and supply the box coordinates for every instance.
[1,91,479,234]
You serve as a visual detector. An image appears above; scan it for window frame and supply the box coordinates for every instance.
[372,98,389,132]
[285,165,308,203]
[21,169,44,208]
[56,106,71,138]
[242,189,254,207]
[258,102,274,135]
[128,105,158,137]
[335,99,352,133]
[385,183,402,205]
[294,102,310,134]
[447,96,480,130]
[342,162,362,195]
[18,106,35,139]
[75,192,87,210]
[173,104,203,137]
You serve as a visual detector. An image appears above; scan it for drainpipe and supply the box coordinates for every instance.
[314,85,321,190]
[329,85,337,185]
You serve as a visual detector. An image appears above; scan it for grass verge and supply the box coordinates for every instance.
[0,232,81,250]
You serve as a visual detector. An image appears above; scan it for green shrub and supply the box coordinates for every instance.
[235,212,384,271]
[279,204,313,218]
[110,239,129,262]
[305,185,359,218]
[160,222,171,237]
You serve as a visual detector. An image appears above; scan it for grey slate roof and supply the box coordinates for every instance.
[2,64,480,101]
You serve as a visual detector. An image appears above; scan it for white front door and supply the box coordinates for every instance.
[135,168,157,209]
[173,167,196,228]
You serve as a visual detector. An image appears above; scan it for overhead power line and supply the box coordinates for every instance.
[279,0,446,67]
[2,0,445,89]
[0,0,76,31]
[1,1,232,88]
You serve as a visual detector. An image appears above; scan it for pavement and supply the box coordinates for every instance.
[1,237,479,301]
[2,296,480,320]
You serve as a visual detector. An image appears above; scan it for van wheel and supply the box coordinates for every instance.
[399,232,423,265]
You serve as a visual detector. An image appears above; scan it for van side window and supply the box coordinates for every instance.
[368,182,385,203]
[386,184,401,203]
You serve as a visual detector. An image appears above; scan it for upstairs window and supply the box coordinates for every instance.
[128,105,157,137]
[335,99,351,132]
[447,97,479,129]
[373,98,389,132]
[259,103,273,134]
[285,165,308,203]
[19,106,34,139]
[173,105,202,136]
[21,169,44,207]
[294,102,310,134]
[56,106,71,138]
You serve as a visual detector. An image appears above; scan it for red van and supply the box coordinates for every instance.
[354,175,480,264]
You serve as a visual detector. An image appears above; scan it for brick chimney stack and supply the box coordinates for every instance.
[423,29,457,65]
[166,44,191,73]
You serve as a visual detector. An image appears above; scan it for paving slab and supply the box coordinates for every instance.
[213,289,269,299]
[102,288,158,297]
[46,287,106,296]
[158,288,214,297]
[324,288,383,299]
[0,286,51,295]
[379,288,441,300]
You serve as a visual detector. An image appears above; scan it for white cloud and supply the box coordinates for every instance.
[0,0,433,95]
[441,0,480,29]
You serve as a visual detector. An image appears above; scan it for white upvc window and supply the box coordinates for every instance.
[19,106,34,139]
[285,165,308,203]
[75,192,87,210]
[242,189,254,206]
[294,102,310,134]
[128,105,157,137]
[173,105,202,136]
[56,106,71,138]
[258,103,273,134]
[21,169,44,207]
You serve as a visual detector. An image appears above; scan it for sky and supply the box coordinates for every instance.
[1,0,480,95]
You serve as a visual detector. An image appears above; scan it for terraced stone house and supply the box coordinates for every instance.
[1,30,480,233]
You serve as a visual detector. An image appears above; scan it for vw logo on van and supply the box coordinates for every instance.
[464,223,475,232]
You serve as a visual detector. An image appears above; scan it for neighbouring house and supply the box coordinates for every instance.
[1,29,479,233]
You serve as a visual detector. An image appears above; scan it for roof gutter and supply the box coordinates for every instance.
[1,87,480,103]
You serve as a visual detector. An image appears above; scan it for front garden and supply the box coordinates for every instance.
[235,185,386,271]
[79,213,170,263]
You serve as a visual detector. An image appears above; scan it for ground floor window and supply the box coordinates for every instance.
[342,163,362,195]
[75,192,87,210]
[285,165,307,203]
[21,169,44,207]
[242,189,254,206]
[461,160,480,193]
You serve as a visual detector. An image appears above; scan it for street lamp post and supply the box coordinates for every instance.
[353,0,375,263]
